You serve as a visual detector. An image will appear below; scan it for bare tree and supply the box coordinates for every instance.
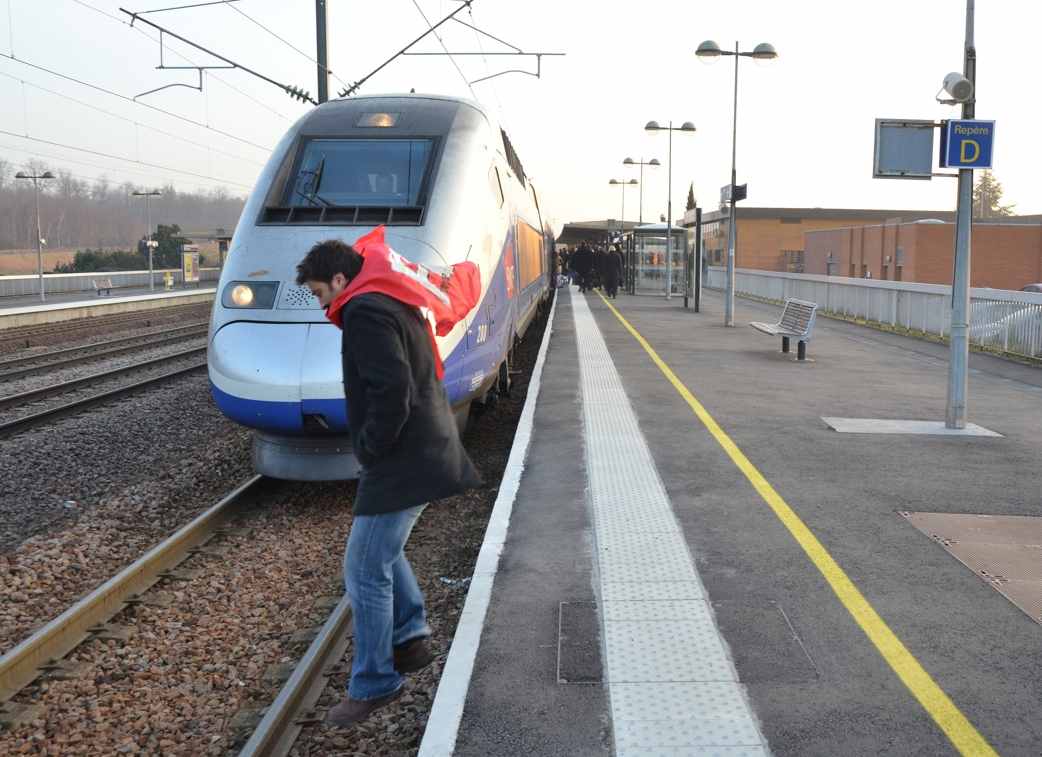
[0,154,244,251]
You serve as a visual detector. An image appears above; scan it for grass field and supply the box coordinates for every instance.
[0,249,77,275]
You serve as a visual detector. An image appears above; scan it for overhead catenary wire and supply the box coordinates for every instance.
[467,6,503,118]
[3,147,232,196]
[67,0,291,121]
[0,67,265,167]
[225,2,350,91]
[0,127,254,189]
[5,0,13,56]
[0,51,272,152]
[409,0,476,100]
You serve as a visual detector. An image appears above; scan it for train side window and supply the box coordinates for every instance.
[489,167,504,209]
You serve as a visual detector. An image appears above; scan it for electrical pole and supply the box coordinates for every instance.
[316,0,329,103]
[133,190,162,291]
[946,0,975,429]
[15,170,54,302]
[33,182,45,302]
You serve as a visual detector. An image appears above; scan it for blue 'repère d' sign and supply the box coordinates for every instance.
[940,119,995,169]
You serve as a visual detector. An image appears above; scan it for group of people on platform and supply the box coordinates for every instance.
[558,242,625,298]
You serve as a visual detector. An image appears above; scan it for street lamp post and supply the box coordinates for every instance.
[608,178,638,237]
[15,170,56,302]
[132,190,162,291]
[623,158,659,294]
[623,157,660,225]
[697,39,777,326]
[644,121,695,300]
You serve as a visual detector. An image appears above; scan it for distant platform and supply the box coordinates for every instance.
[0,288,216,328]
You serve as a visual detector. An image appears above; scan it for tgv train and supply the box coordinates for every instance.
[208,94,554,480]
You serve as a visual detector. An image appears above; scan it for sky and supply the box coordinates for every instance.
[1,0,1038,234]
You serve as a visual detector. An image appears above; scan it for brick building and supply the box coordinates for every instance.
[681,207,965,273]
[682,206,1042,289]
[804,219,1042,290]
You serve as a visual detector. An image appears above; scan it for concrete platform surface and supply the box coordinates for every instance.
[425,286,1042,756]
[0,286,208,312]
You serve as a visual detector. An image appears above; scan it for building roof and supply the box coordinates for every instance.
[682,206,1042,227]
[556,219,641,243]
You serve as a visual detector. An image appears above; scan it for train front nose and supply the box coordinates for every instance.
[208,321,361,480]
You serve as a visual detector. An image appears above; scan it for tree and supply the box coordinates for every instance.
[151,223,188,268]
[686,183,696,211]
[973,170,1015,218]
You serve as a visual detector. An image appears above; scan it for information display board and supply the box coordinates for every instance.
[873,119,935,180]
[182,251,200,284]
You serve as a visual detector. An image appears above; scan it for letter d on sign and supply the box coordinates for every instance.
[960,139,980,163]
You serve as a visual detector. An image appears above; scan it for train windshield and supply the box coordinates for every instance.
[284,139,433,208]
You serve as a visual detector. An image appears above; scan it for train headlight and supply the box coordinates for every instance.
[222,281,279,309]
[231,285,254,306]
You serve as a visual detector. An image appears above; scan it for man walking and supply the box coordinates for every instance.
[296,228,482,728]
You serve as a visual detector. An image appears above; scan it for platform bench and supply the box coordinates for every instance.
[92,278,113,296]
[750,297,818,360]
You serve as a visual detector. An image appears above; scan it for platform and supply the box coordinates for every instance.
[421,286,1042,756]
[0,285,182,311]
[0,288,216,328]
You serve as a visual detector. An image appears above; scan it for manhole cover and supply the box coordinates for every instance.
[902,512,1042,624]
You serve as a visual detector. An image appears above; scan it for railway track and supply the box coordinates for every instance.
[0,302,211,352]
[0,477,263,712]
[0,475,350,757]
[0,322,208,381]
[0,346,207,436]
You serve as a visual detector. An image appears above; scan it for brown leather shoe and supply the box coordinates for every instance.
[325,686,404,728]
[394,637,434,674]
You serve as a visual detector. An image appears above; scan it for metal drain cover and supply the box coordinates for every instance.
[902,512,1042,624]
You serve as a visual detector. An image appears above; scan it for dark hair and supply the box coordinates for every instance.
[295,239,364,286]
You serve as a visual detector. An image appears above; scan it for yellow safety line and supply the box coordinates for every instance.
[595,291,998,757]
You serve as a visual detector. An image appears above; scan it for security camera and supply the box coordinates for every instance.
[941,72,974,103]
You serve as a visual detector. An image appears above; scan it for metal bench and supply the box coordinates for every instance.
[750,298,818,360]
[92,278,113,296]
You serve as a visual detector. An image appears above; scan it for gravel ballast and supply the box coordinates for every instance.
[0,371,251,557]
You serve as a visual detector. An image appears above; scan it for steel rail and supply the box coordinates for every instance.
[0,345,206,411]
[0,475,264,704]
[0,360,207,437]
[239,596,353,757]
[0,327,207,381]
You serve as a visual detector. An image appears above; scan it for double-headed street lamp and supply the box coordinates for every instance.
[696,39,777,326]
[622,157,660,225]
[608,179,638,238]
[132,190,162,291]
[15,170,55,302]
[644,120,695,300]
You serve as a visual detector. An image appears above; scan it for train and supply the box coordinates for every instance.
[207,94,555,480]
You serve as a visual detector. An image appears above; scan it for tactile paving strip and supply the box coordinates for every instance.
[571,289,768,755]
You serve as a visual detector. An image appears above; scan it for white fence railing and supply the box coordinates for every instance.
[705,267,1042,359]
[0,268,221,297]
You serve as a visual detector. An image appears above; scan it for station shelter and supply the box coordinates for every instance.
[621,223,691,296]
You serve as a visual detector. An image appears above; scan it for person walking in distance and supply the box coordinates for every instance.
[571,242,594,293]
[296,228,482,728]
[604,245,623,299]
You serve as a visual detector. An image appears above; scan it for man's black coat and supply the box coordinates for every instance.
[340,292,481,515]
[571,247,593,274]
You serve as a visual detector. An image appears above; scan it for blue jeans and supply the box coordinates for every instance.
[344,504,431,700]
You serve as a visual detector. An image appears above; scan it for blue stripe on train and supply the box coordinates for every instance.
[210,228,542,434]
